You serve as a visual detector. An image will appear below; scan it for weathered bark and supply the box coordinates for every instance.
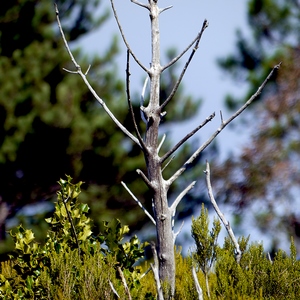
[143,1,175,295]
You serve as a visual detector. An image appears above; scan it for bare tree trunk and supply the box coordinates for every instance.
[143,1,175,294]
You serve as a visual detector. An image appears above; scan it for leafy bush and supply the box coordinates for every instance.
[0,176,148,299]
[1,177,299,299]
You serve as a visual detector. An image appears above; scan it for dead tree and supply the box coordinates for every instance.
[55,1,280,298]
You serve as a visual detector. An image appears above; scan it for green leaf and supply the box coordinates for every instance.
[24,229,35,245]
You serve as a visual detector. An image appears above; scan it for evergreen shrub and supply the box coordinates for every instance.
[0,177,299,299]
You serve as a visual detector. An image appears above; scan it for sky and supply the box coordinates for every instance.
[74,1,281,252]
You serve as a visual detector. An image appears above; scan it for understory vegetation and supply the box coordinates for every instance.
[0,177,299,299]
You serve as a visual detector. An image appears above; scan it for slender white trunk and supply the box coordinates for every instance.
[144,1,176,295]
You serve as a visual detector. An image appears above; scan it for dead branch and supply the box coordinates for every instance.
[204,161,242,263]
[160,112,215,165]
[192,266,204,300]
[170,181,196,214]
[54,3,141,148]
[117,267,132,300]
[110,0,149,73]
[162,155,175,172]
[167,63,281,186]
[157,133,166,154]
[126,50,148,152]
[140,76,149,124]
[136,169,154,190]
[161,19,208,72]
[109,280,120,298]
[160,20,209,111]
[131,0,150,10]
[150,242,164,300]
[121,181,156,225]
[159,6,173,14]
[173,221,184,243]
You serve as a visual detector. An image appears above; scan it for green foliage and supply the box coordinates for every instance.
[191,204,221,276]
[174,249,205,300]
[214,237,300,299]
[1,190,300,299]
[45,176,93,255]
[0,176,148,299]
[100,218,148,274]
[190,204,300,300]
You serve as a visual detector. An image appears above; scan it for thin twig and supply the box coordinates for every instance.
[110,0,149,73]
[157,134,166,154]
[62,196,81,259]
[160,20,209,111]
[140,266,152,279]
[54,4,141,148]
[170,181,196,213]
[160,112,215,165]
[204,161,242,263]
[117,267,132,300]
[109,280,120,298]
[162,155,175,172]
[167,63,281,185]
[136,169,154,190]
[267,252,273,263]
[159,6,173,14]
[192,266,204,300]
[126,50,148,151]
[150,242,164,300]
[161,19,209,72]
[140,76,149,124]
[173,221,184,243]
[85,64,91,76]
[131,0,150,9]
[121,181,156,225]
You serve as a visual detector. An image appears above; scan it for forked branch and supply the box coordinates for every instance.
[131,0,150,10]
[160,112,215,165]
[170,181,196,214]
[167,63,281,186]
[54,4,141,148]
[110,0,149,73]
[160,20,209,111]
